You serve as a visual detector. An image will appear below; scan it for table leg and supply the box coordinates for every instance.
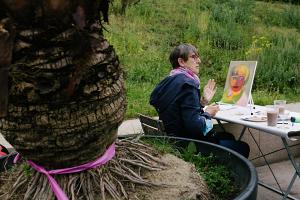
[246,129,283,194]
[216,119,226,132]
[237,126,247,141]
[216,119,247,141]
[281,137,300,200]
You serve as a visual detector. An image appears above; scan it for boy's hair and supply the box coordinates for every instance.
[169,44,198,68]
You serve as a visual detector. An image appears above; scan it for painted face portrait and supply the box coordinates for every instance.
[221,61,257,107]
[230,65,249,92]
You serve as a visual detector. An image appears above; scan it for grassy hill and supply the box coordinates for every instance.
[104,0,300,118]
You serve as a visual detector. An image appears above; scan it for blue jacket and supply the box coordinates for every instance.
[150,73,211,139]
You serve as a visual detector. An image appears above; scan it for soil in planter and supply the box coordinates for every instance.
[127,153,211,200]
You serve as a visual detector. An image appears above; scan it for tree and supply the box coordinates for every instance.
[0,0,134,199]
[0,1,210,199]
[0,0,125,169]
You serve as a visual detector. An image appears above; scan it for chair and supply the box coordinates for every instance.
[138,114,165,135]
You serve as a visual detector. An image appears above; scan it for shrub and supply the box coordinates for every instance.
[257,0,299,4]
[255,34,300,93]
[282,6,300,30]
[181,142,239,199]
[245,36,272,59]
[255,2,300,30]
[212,0,255,25]
[208,22,249,50]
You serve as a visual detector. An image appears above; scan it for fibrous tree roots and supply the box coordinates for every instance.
[0,139,168,200]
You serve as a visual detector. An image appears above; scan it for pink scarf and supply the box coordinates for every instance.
[170,67,200,87]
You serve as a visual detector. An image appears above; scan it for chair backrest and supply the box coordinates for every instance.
[138,114,165,135]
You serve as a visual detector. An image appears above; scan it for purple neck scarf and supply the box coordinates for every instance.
[170,67,200,87]
[15,143,116,200]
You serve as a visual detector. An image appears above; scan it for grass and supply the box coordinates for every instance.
[105,0,300,118]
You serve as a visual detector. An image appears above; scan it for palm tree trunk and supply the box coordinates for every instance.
[0,0,126,169]
[0,18,14,117]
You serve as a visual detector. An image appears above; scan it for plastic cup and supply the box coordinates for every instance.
[266,106,278,126]
[274,100,286,115]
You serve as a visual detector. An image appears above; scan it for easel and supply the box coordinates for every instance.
[248,93,255,115]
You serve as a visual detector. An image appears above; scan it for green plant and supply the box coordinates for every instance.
[22,163,32,177]
[255,34,300,92]
[245,35,272,59]
[254,1,300,29]
[257,0,300,5]
[141,137,179,155]
[143,139,239,200]
[212,0,255,25]
[208,22,247,50]
[179,142,239,199]
[282,6,300,29]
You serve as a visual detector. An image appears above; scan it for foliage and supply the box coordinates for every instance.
[255,2,300,30]
[22,163,32,177]
[245,36,272,59]
[257,0,300,4]
[141,137,180,155]
[212,0,255,25]
[255,34,300,93]
[180,142,239,199]
[105,0,300,118]
[208,21,249,50]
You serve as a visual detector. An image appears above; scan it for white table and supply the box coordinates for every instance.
[213,104,300,200]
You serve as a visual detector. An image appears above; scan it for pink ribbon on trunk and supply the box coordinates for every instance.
[27,143,116,200]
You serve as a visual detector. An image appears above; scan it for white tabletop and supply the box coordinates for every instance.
[213,104,300,140]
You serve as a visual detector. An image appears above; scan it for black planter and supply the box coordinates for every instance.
[1,136,257,200]
[140,135,258,200]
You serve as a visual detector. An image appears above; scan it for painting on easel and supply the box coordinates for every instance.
[220,61,257,107]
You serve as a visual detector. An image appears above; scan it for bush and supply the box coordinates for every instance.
[181,142,239,199]
[208,22,250,50]
[255,2,300,30]
[255,34,300,93]
[212,0,255,25]
[282,6,300,30]
[257,0,299,4]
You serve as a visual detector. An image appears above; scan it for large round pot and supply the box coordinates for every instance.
[141,135,258,200]
[1,135,258,200]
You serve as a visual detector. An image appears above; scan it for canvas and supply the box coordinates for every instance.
[220,61,257,107]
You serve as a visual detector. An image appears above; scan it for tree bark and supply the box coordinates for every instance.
[0,18,15,117]
[0,0,126,169]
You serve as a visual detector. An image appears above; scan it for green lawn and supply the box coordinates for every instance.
[105,0,300,118]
